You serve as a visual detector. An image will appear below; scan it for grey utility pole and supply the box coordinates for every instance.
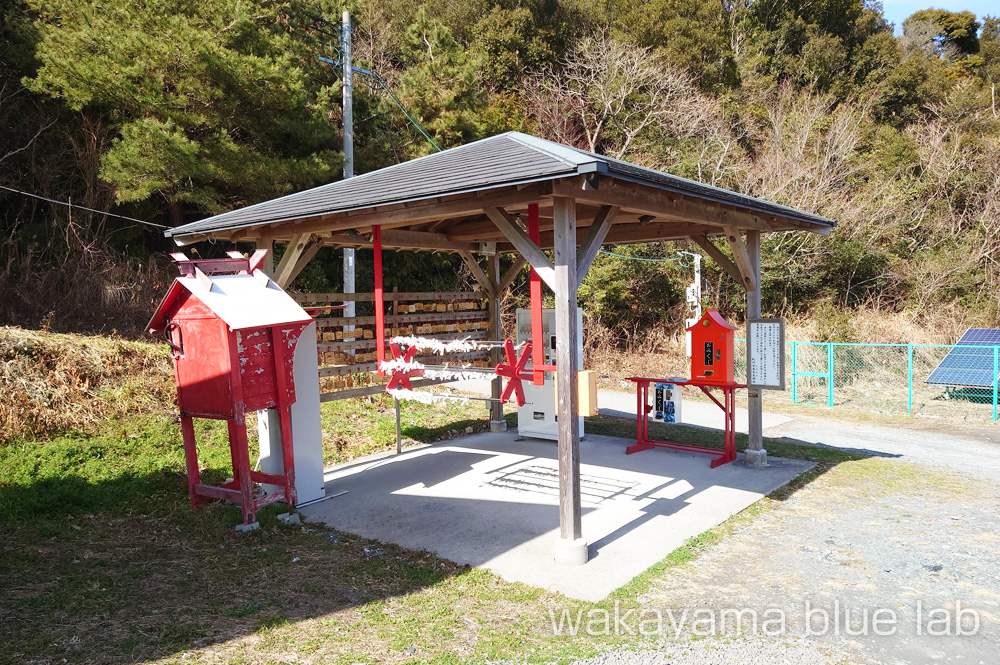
[342,9,355,333]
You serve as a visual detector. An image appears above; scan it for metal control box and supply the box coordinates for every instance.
[514,307,584,441]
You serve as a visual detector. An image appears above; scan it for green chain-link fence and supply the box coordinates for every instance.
[733,340,1000,422]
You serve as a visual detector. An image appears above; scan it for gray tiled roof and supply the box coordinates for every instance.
[166,132,834,239]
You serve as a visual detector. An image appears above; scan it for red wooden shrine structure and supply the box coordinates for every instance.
[148,251,313,524]
[625,310,745,467]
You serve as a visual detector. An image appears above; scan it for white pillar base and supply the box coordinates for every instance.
[743,448,768,467]
[489,419,508,433]
[554,537,589,566]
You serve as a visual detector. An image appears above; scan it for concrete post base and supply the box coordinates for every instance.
[743,448,768,467]
[235,521,260,533]
[554,537,589,566]
[489,419,508,433]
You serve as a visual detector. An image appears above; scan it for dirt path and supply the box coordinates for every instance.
[764,413,1000,481]
[645,457,1000,664]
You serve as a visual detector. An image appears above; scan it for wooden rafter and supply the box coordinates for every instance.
[483,207,556,290]
[497,255,527,294]
[273,234,309,288]
[459,250,495,299]
[248,184,551,242]
[723,227,757,291]
[576,205,619,285]
[551,177,778,233]
[499,221,717,253]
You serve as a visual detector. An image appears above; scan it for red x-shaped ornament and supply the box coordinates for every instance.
[495,339,532,407]
[385,343,424,391]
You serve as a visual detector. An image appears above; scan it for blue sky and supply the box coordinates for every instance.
[880,0,998,34]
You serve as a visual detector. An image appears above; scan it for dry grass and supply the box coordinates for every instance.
[0,243,172,336]
[0,327,175,442]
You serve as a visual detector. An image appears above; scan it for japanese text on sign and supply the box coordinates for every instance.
[748,319,785,390]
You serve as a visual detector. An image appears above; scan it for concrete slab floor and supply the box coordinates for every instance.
[300,430,812,601]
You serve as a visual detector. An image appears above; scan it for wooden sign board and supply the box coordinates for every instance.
[747,318,785,390]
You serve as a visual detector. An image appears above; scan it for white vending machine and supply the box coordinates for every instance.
[515,307,585,441]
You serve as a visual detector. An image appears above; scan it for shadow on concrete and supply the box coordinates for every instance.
[303,426,822,599]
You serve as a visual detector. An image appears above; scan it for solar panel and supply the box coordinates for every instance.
[925,329,1000,387]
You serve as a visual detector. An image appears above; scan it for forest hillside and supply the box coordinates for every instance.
[2,0,999,344]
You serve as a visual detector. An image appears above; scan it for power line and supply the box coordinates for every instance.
[599,249,691,266]
[316,56,442,152]
[0,184,170,229]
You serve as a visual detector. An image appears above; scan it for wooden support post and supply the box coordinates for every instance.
[576,205,619,286]
[745,229,766,466]
[395,398,402,454]
[484,207,556,289]
[488,254,504,425]
[258,239,275,277]
[553,195,586,565]
[723,227,757,291]
[273,234,309,288]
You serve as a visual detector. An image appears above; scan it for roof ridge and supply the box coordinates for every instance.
[503,132,603,169]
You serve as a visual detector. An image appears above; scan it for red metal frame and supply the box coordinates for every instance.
[374,225,386,375]
[625,377,745,468]
[386,342,424,390]
[495,340,533,406]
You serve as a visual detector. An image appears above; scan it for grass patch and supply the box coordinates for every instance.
[2,331,876,663]
[584,414,869,464]
[319,392,496,465]
[0,408,616,664]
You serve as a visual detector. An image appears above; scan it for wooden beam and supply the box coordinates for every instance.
[498,221,716,253]
[552,177,777,232]
[723,226,757,291]
[459,250,495,299]
[273,234,309,288]
[497,255,527,294]
[690,235,746,287]
[553,195,584,552]
[258,238,275,277]
[484,207,556,290]
[381,229,476,252]
[487,254,503,423]
[323,232,373,248]
[576,205,619,285]
[289,236,325,282]
[248,184,551,241]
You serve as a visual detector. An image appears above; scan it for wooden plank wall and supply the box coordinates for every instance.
[293,291,492,400]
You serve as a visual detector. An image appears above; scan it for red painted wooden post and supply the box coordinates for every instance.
[225,330,255,523]
[528,203,544,386]
[180,415,202,508]
[374,225,386,375]
[270,325,297,507]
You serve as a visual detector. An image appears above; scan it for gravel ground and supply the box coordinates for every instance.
[569,451,999,664]
[570,638,859,665]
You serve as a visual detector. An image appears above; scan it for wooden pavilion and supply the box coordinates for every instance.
[166,132,834,564]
